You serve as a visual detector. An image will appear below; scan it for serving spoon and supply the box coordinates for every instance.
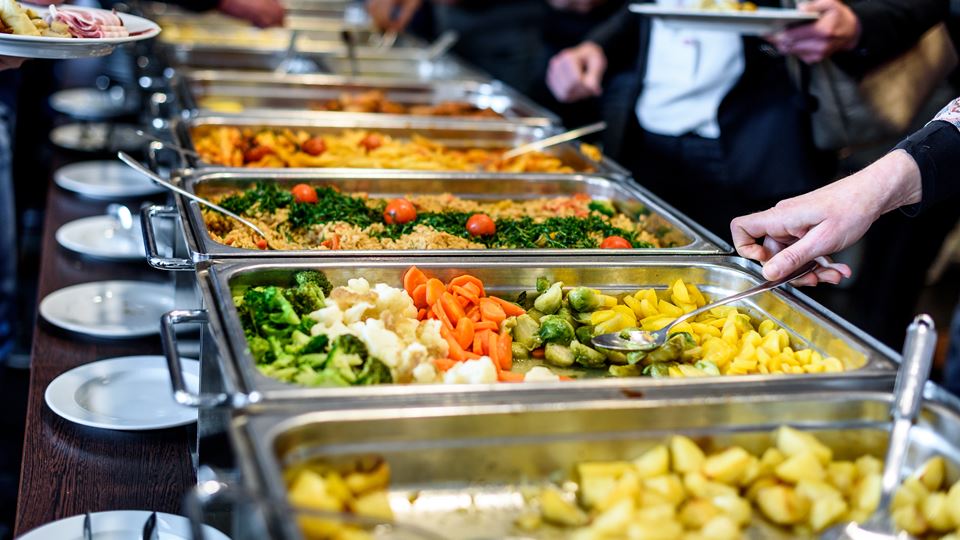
[592,259,821,352]
[820,314,936,540]
[116,152,270,242]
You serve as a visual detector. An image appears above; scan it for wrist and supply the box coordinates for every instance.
[863,150,923,216]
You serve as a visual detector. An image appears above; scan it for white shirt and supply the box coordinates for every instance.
[636,18,746,139]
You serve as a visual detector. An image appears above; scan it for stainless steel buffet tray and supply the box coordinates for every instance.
[160,45,485,81]
[174,71,560,127]
[141,170,727,269]
[224,387,960,539]
[170,113,624,176]
[161,257,899,411]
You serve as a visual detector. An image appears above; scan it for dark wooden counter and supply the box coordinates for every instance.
[14,177,194,535]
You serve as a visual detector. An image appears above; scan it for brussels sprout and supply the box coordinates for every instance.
[536,276,551,293]
[511,342,531,360]
[513,314,542,351]
[626,351,648,365]
[526,309,545,324]
[603,349,629,365]
[643,363,675,378]
[557,306,576,328]
[573,311,594,325]
[609,364,643,378]
[567,287,604,312]
[544,343,575,367]
[695,360,721,376]
[501,316,518,334]
[571,341,607,368]
[538,315,575,346]
[534,281,564,315]
[574,325,595,345]
[646,333,695,363]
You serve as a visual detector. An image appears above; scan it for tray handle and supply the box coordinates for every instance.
[141,205,194,271]
[162,309,238,409]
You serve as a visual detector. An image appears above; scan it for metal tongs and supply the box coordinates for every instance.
[501,121,607,161]
[820,314,937,540]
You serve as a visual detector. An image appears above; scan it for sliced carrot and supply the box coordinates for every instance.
[416,308,427,320]
[439,292,466,322]
[531,347,545,359]
[486,331,500,369]
[498,370,525,383]
[441,326,469,361]
[559,376,574,381]
[403,266,427,295]
[450,275,485,297]
[432,302,455,331]
[411,283,428,309]
[463,351,482,360]
[457,297,470,308]
[474,321,499,332]
[479,298,506,324]
[450,285,480,305]
[425,278,445,307]
[434,357,458,372]
[461,282,482,298]
[473,332,483,355]
[490,296,525,317]
[455,318,475,350]
[467,306,481,322]
[497,332,513,371]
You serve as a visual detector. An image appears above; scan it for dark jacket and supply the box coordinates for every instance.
[587,0,948,198]
[897,119,960,214]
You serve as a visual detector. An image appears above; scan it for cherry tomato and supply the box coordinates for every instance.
[359,133,383,151]
[383,198,417,224]
[466,213,496,237]
[291,184,318,204]
[301,136,327,156]
[256,239,268,250]
[600,236,632,249]
[244,145,273,163]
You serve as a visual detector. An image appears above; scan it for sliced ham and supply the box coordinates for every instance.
[45,6,128,38]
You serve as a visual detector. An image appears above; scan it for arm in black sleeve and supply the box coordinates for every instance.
[833,0,947,76]
[895,120,960,216]
[584,4,640,73]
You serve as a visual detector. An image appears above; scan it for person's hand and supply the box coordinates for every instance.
[218,0,285,28]
[730,150,923,286]
[768,0,861,64]
[547,0,609,14]
[366,0,422,32]
[0,56,24,72]
[546,42,606,103]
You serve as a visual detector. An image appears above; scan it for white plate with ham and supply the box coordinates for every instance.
[0,2,160,59]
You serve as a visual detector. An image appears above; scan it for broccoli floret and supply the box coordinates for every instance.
[588,200,616,217]
[248,336,274,363]
[243,286,301,337]
[356,357,393,385]
[294,270,333,296]
[325,335,369,384]
[300,334,330,355]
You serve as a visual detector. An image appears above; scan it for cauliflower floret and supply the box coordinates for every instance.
[412,362,440,383]
[373,283,418,319]
[346,277,371,294]
[524,366,560,382]
[417,319,448,358]
[343,301,375,324]
[443,357,498,384]
[350,319,403,369]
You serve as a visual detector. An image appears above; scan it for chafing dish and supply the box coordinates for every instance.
[140,170,726,270]
[170,113,624,176]
[212,387,960,539]
[160,45,485,81]
[161,257,898,411]
[174,71,560,127]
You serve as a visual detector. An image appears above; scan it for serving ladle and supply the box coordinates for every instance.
[591,259,821,352]
[116,152,270,242]
[820,314,936,540]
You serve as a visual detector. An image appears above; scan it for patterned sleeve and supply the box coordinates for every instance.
[894,98,960,216]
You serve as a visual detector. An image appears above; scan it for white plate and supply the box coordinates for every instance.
[54,160,164,199]
[50,123,144,153]
[45,356,198,431]
[56,215,145,261]
[0,5,160,59]
[49,88,138,120]
[39,280,173,338]
[16,510,230,540]
[629,4,818,35]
